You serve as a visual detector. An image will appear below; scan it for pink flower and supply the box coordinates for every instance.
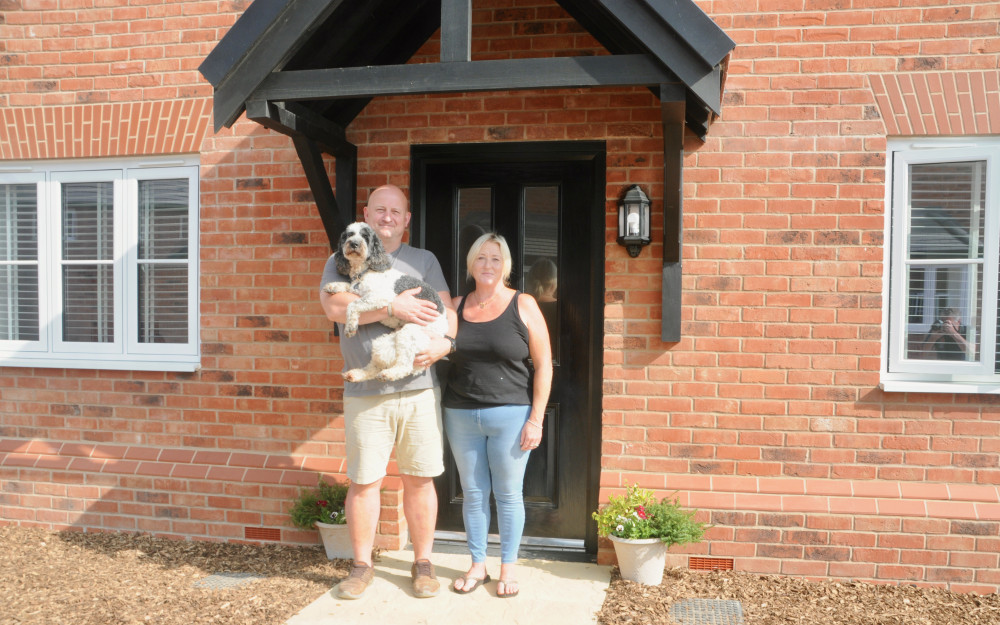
[635,506,647,520]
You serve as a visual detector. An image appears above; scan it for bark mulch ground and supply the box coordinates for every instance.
[3,526,999,625]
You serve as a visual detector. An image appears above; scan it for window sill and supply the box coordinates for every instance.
[880,379,1000,394]
[0,355,200,372]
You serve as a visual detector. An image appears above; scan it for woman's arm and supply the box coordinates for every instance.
[518,293,553,450]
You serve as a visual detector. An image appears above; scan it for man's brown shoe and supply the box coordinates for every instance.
[411,559,441,598]
[334,563,374,600]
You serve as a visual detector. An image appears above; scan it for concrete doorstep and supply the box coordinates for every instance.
[285,549,612,625]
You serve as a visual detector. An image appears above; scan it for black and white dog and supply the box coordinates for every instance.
[322,222,448,382]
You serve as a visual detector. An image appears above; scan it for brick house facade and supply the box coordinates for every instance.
[2,0,1000,594]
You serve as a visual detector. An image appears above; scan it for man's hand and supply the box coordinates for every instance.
[391,287,442,325]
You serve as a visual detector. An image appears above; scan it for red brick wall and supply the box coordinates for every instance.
[2,0,1000,592]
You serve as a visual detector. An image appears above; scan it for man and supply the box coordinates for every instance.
[320,184,456,599]
[921,307,972,361]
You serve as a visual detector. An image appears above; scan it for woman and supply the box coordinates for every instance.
[442,233,553,598]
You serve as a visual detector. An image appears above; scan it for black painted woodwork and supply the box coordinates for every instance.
[660,83,685,343]
[413,141,606,553]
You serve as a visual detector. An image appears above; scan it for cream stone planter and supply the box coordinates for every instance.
[609,535,668,585]
[315,522,351,560]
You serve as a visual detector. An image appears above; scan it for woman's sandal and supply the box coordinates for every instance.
[452,574,491,594]
[497,579,519,598]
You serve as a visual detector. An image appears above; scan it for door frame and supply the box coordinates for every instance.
[409,141,606,554]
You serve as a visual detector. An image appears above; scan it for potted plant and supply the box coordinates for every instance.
[289,477,351,560]
[592,484,707,585]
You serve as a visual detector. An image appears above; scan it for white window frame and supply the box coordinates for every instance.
[0,156,200,372]
[881,137,1000,393]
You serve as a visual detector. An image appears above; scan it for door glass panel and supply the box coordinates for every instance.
[523,185,559,359]
[456,186,492,296]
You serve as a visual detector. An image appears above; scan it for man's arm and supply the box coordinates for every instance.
[319,288,445,326]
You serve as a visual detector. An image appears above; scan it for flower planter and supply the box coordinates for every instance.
[609,535,667,585]
[315,521,352,560]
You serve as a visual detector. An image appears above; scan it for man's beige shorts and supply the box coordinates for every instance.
[343,388,445,485]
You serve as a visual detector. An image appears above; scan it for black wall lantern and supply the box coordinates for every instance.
[617,184,651,257]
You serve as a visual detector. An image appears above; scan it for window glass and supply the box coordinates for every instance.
[61,181,114,342]
[523,186,559,358]
[137,178,190,344]
[0,183,40,341]
[904,161,985,363]
[456,187,492,297]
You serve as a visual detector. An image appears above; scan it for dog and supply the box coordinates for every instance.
[322,222,449,382]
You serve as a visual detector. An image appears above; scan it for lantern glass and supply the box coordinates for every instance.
[617,185,650,256]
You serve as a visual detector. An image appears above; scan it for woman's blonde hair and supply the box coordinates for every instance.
[466,232,513,285]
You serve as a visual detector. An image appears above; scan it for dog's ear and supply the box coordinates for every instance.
[334,251,351,277]
[366,229,393,272]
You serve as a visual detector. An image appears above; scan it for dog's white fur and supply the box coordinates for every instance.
[322,222,449,382]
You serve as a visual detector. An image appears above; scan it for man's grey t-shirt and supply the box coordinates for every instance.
[321,243,449,397]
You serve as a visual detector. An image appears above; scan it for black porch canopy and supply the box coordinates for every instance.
[199,0,735,341]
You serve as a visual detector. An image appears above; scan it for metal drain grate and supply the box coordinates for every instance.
[192,572,266,590]
[669,598,745,625]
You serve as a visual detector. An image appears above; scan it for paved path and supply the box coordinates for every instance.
[285,549,611,625]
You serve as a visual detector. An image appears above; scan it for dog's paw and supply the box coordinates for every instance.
[344,325,358,338]
[322,282,349,294]
[377,367,420,382]
[343,369,365,382]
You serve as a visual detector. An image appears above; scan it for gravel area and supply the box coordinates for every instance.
[2,526,999,625]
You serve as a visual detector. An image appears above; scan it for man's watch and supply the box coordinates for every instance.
[445,335,457,354]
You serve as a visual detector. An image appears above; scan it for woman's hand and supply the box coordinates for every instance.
[520,418,543,451]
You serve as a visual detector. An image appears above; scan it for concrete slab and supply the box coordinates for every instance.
[285,549,611,625]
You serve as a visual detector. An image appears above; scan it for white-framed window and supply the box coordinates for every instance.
[882,138,1000,393]
[0,156,200,371]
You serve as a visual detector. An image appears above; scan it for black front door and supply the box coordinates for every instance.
[411,142,604,552]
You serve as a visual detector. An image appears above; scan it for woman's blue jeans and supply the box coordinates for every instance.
[443,404,532,564]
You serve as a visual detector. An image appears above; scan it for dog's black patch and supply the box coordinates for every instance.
[394,275,445,314]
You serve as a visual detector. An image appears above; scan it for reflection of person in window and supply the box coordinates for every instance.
[526,258,557,335]
[922,308,971,360]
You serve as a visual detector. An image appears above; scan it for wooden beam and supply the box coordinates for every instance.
[254,55,677,101]
[660,83,685,343]
[440,0,471,62]
[208,0,346,131]
[335,142,357,229]
[595,0,725,114]
[245,100,353,158]
[245,100,355,249]
[292,136,350,251]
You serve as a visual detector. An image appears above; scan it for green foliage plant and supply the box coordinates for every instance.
[288,477,349,529]
[592,484,707,547]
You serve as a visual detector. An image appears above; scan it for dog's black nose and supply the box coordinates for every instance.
[348,240,360,249]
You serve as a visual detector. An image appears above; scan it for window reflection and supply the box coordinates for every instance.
[523,186,559,359]
[904,161,984,362]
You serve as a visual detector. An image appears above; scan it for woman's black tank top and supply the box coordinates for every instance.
[442,292,533,408]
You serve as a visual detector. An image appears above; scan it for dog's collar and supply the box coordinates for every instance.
[350,268,369,287]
